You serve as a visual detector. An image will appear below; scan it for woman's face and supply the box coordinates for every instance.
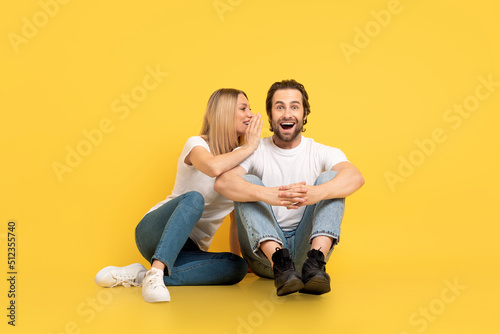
[234,94,253,137]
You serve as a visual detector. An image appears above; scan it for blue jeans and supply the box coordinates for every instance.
[135,191,248,286]
[234,171,345,278]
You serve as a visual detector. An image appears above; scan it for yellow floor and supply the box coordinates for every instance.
[4,251,497,334]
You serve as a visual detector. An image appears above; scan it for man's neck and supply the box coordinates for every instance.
[272,135,302,149]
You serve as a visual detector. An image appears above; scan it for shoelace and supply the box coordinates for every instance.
[279,257,293,267]
[305,253,326,269]
[111,273,141,288]
[274,248,293,268]
[145,271,165,290]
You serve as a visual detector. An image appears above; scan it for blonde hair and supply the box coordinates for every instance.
[200,88,247,156]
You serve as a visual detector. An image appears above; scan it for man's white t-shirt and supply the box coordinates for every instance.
[239,136,348,231]
[146,136,234,251]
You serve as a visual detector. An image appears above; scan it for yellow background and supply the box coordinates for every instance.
[1,0,499,333]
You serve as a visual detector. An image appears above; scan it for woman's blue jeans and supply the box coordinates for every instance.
[135,191,248,286]
[234,171,345,278]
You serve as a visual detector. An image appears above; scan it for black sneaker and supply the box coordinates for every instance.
[272,248,304,296]
[299,249,331,295]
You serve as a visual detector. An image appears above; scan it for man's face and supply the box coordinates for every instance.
[270,89,305,148]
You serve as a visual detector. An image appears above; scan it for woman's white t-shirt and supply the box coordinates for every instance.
[146,136,234,251]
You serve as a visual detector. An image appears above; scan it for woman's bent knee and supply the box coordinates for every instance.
[224,255,248,284]
[184,191,205,207]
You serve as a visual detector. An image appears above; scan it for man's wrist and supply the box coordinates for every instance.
[257,185,272,204]
[316,184,331,202]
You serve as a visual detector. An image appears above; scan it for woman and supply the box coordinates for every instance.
[95,88,262,302]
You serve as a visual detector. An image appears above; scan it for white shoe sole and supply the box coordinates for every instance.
[142,290,171,303]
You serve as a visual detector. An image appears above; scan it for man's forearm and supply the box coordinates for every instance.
[215,172,305,207]
[214,172,264,202]
[321,167,364,199]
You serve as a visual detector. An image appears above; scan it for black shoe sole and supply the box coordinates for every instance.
[300,273,331,295]
[276,276,305,296]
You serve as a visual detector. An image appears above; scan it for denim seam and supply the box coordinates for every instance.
[255,236,283,253]
[310,230,340,245]
[151,254,172,275]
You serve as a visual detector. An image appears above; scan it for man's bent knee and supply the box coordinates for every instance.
[243,174,264,185]
[315,170,338,185]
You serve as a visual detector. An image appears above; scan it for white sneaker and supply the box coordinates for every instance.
[142,267,171,303]
[94,263,147,288]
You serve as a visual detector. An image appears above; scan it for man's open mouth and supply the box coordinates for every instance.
[280,122,295,130]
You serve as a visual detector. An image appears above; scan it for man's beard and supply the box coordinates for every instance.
[271,117,303,142]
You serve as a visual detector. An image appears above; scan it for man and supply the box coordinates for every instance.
[214,79,364,296]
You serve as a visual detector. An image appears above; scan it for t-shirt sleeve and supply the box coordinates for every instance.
[239,145,260,174]
[180,136,210,166]
[239,152,253,173]
[317,144,349,171]
[184,136,210,153]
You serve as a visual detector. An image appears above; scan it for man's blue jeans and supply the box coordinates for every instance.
[234,171,345,278]
[135,191,248,286]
